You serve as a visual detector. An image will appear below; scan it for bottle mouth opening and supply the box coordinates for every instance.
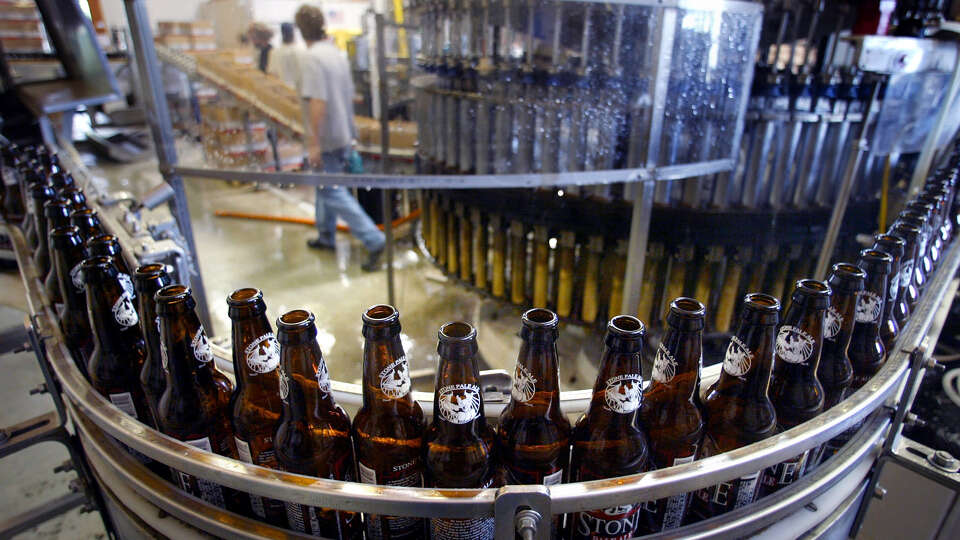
[157,284,191,302]
[279,309,313,328]
[227,287,262,305]
[795,279,831,296]
[670,297,706,317]
[363,304,398,324]
[439,321,476,342]
[608,315,645,336]
[70,208,95,218]
[134,263,165,279]
[522,308,558,328]
[81,255,111,269]
[875,233,905,247]
[860,248,893,264]
[743,293,780,312]
[86,234,116,248]
[831,262,867,279]
[892,222,921,236]
[50,225,78,238]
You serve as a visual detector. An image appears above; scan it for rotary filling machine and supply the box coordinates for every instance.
[6,0,960,538]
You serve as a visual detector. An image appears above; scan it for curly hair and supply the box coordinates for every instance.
[247,22,274,44]
[295,5,326,42]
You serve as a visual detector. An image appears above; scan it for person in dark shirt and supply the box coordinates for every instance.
[247,22,274,72]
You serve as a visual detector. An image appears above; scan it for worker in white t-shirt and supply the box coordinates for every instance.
[267,23,302,91]
[295,4,384,272]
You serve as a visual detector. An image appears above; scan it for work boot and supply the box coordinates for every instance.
[361,247,384,272]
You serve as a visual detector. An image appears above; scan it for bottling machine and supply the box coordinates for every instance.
[4,0,960,539]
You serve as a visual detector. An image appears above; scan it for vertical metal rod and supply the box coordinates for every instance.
[909,42,960,196]
[376,12,395,306]
[122,0,213,332]
[622,179,655,316]
[813,82,881,280]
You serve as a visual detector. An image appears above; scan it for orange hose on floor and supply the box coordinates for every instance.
[214,208,421,232]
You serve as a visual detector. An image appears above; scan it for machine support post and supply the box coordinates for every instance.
[622,179,655,316]
[375,12,395,306]
[122,0,213,333]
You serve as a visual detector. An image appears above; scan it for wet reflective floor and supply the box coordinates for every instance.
[82,140,602,391]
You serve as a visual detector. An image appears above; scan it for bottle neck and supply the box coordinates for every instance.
[362,329,414,408]
[432,346,486,439]
[823,288,859,353]
[512,331,562,411]
[855,267,888,332]
[777,299,826,374]
[281,333,337,425]
[718,318,776,400]
[651,326,701,401]
[587,333,644,418]
[86,273,139,353]
[231,310,279,389]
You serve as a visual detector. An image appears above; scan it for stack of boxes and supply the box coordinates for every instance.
[0,1,44,53]
[156,21,215,52]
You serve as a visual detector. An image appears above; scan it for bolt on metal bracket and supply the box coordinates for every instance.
[494,485,552,540]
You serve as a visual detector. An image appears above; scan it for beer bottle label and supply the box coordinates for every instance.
[180,437,226,508]
[358,459,422,487]
[900,259,914,289]
[191,326,214,363]
[573,504,642,540]
[660,454,696,529]
[70,262,84,291]
[544,468,563,486]
[284,502,322,535]
[235,437,267,518]
[118,273,134,297]
[855,291,882,323]
[26,197,34,215]
[278,366,290,402]
[315,353,331,394]
[733,472,761,508]
[652,343,678,384]
[378,355,411,399]
[601,375,642,414]
[361,458,423,538]
[723,336,754,377]
[511,363,538,402]
[437,383,482,424]
[889,270,900,301]
[823,306,842,341]
[112,293,139,328]
[244,332,280,374]
[696,471,761,515]
[775,326,815,365]
[761,451,809,491]
[430,477,495,540]
[109,392,138,419]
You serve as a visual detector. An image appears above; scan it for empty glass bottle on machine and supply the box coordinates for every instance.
[639,298,706,533]
[134,264,171,425]
[849,249,893,389]
[762,280,829,495]
[817,264,865,410]
[42,200,72,305]
[691,293,780,520]
[274,309,360,539]
[227,288,288,528]
[425,321,497,540]
[352,304,426,539]
[873,234,905,351]
[82,256,154,428]
[49,226,93,378]
[890,221,922,315]
[155,284,235,510]
[570,315,650,540]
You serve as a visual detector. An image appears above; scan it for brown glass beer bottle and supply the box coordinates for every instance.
[761,280,829,495]
[42,200,72,304]
[1,147,25,222]
[227,288,288,527]
[59,186,87,212]
[570,315,650,540]
[87,234,135,297]
[27,182,56,259]
[498,310,572,481]
[274,309,360,539]
[155,284,236,509]
[49,226,93,378]
[70,208,104,245]
[890,221,922,316]
[639,298,706,533]
[352,304,426,539]
[898,211,933,289]
[817,264,865,409]
[691,293,780,520]
[22,171,49,248]
[82,256,155,428]
[134,264,172,425]
[849,249,892,389]
[425,321,497,540]
[873,234,905,351]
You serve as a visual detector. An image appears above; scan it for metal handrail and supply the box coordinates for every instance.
[12,211,959,518]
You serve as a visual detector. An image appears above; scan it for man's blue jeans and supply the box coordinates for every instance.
[314,148,385,252]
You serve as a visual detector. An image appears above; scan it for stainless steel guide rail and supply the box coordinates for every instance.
[9,204,960,536]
